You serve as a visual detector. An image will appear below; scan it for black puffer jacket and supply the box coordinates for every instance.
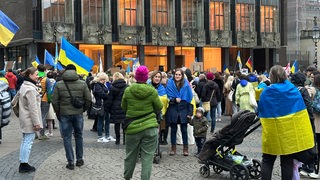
[104,79,128,124]
[214,78,224,102]
[196,78,207,99]
[201,80,220,107]
[93,82,108,106]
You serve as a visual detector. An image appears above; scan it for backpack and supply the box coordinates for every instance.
[312,88,320,114]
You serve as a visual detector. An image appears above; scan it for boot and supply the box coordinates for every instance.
[123,133,126,145]
[183,145,189,156]
[115,135,120,145]
[169,145,176,156]
[19,163,36,173]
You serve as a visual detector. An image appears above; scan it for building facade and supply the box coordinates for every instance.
[0,0,287,73]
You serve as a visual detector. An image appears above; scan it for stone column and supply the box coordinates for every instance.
[195,47,203,62]
[137,45,144,65]
[104,45,112,69]
[167,46,175,71]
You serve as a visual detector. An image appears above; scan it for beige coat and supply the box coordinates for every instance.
[18,81,42,133]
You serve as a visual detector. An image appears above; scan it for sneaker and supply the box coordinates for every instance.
[19,163,36,173]
[76,159,84,167]
[106,136,116,142]
[300,170,310,177]
[102,137,110,143]
[45,133,53,137]
[97,137,105,142]
[309,172,319,179]
[66,162,74,170]
[38,135,49,140]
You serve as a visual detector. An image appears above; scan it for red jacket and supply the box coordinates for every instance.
[5,72,17,89]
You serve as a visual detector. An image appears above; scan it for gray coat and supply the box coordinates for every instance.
[52,70,91,116]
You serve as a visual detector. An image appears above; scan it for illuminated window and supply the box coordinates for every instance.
[83,0,103,24]
[261,6,275,32]
[42,0,66,22]
[119,0,143,26]
[152,0,169,26]
[182,0,201,28]
[209,1,225,30]
[236,3,254,31]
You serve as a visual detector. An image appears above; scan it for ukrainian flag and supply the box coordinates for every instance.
[291,60,299,74]
[59,37,94,75]
[0,10,19,47]
[31,56,41,68]
[258,80,314,155]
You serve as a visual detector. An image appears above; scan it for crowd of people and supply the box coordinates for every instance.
[1,62,320,180]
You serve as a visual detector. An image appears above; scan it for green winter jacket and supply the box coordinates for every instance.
[189,116,208,137]
[52,70,91,116]
[121,83,163,135]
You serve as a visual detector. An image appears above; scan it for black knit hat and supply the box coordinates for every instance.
[65,64,76,71]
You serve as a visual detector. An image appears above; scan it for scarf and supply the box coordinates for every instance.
[166,78,193,103]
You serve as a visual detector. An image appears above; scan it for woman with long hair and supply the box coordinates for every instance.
[223,75,234,116]
[17,67,42,173]
[166,68,193,156]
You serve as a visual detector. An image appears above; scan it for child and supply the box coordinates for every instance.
[189,107,208,156]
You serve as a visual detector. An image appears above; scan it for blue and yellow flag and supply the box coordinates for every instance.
[291,60,299,74]
[258,80,314,155]
[54,42,59,69]
[237,51,242,70]
[121,57,136,65]
[59,37,94,75]
[56,62,63,71]
[223,64,230,74]
[0,10,19,47]
[31,56,41,68]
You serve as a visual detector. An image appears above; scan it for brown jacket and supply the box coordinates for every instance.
[18,80,42,133]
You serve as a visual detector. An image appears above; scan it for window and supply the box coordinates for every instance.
[83,0,103,24]
[152,0,169,26]
[182,0,201,28]
[43,0,66,22]
[209,1,225,30]
[236,3,254,31]
[261,6,274,32]
[119,0,143,26]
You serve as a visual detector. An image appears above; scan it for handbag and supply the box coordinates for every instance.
[11,91,20,117]
[249,91,257,108]
[64,81,85,109]
[89,100,104,117]
[202,90,215,112]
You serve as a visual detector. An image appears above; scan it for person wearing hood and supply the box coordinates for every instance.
[105,72,128,145]
[195,73,207,101]
[201,72,220,133]
[149,71,169,145]
[166,68,194,156]
[52,64,91,170]
[5,69,17,99]
[291,72,317,178]
[0,80,11,144]
[121,66,163,180]
[235,74,255,112]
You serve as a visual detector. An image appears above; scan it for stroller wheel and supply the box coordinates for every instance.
[213,165,223,174]
[153,156,161,164]
[230,164,249,180]
[249,159,262,179]
[199,165,210,178]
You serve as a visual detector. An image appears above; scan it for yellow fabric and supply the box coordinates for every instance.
[191,97,197,115]
[0,77,8,84]
[40,77,48,102]
[0,24,14,46]
[260,109,314,155]
[59,50,89,75]
[159,95,169,115]
[255,88,263,101]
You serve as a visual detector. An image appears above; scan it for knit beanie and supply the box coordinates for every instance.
[135,66,149,83]
[206,72,215,80]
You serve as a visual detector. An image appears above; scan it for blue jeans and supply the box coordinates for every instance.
[8,89,16,100]
[170,123,188,145]
[97,112,110,137]
[195,137,206,154]
[210,106,217,133]
[60,114,84,163]
[216,101,222,119]
[19,133,35,163]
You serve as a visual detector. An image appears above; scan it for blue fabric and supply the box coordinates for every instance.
[257,82,268,89]
[166,78,193,103]
[258,80,306,118]
[156,84,166,96]
[240,80,248,87]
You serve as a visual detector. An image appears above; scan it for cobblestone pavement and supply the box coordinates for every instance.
[0,114,309,180]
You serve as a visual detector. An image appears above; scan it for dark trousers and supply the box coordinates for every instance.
[261,153,293,180]
[159,126,168,143]
[195,137,206,154]
[115,123,125,143]
[170,123,188,145]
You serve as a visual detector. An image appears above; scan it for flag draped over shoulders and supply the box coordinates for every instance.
[166,78,193,103]
[258,80,314,155]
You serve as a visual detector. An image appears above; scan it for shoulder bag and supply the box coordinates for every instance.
[202,90,215,112]
[64,81,85,109]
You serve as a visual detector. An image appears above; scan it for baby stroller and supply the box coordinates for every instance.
[198,110,261,180]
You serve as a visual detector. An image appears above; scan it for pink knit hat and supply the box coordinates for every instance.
[135,66,149,82]
[206,72,215,80]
